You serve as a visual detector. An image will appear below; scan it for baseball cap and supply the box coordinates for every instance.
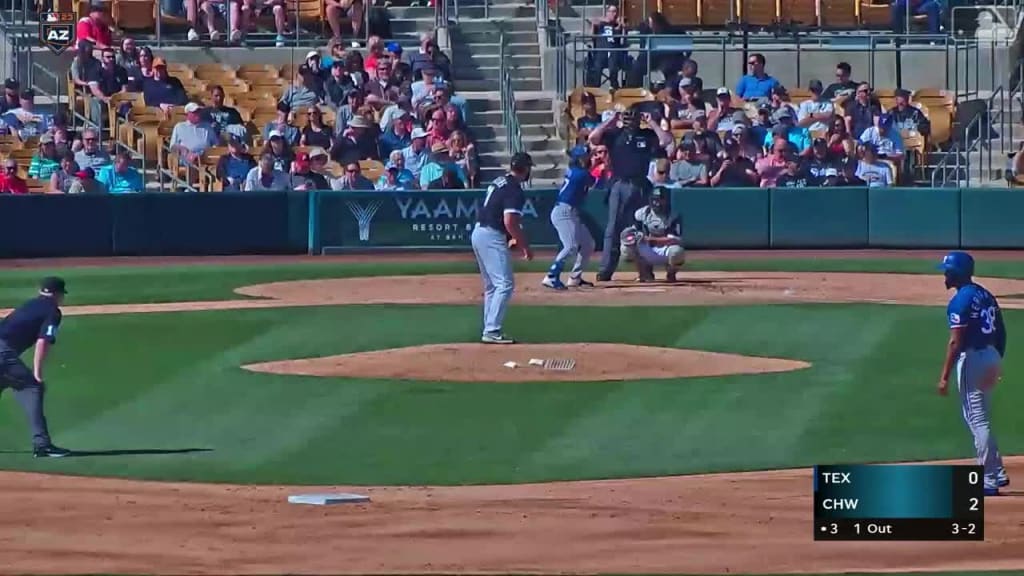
[716,87,730,97]
[731,124,746,135]
[411,127,428,139]
[152,57,167,68]
[277,101,291,114]
[878,113,894,128]
[184,102,201,113]
[308,146,328,159]
[386,41,402,54]
[771,124,789,136]
[812,137,827,147]
[3,78,18,90]
[808,79,824,93]
[723,137,739,149]
[510,151,534,170]
[862,142,879,154]
[679,77,693,89]
[770,85,788,97]
[228,134,245,146]
[268,129,283,139]
[568,145,588,160]
[40,276,67,295]
[294,151,310,167]
[305,50,320,60]
[775,106,794,119]
[894,88,911,98]
[39,133,54,144]
[75,167,95,179]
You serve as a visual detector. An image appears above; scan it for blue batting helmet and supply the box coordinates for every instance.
[937,251,975,280]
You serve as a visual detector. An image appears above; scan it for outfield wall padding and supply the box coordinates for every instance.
[0,187,1021,257]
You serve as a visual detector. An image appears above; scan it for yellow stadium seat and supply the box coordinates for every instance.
[821,0,857,27]
[661,0,699,26]
[700,0,736,26]
[112,0,155,30]
[739,0,778,27]
[780,0,817,27]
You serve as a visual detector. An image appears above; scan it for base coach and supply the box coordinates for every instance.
[0,277,71,458]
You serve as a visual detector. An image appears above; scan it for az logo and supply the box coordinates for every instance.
[39,12,75,54]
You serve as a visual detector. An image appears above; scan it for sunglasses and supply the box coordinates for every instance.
[593,149,607,154]
[656,170,667,175]
[747,60,758,65]
[346,168,359,173]
[5,166,16,171]
[84,137,96,142]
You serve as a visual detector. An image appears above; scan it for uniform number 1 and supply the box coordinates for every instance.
[981,306,998,334]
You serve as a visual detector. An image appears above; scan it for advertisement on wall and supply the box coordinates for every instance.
[318,190,565,249]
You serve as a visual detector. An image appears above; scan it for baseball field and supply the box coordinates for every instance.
[0,249,1023,574]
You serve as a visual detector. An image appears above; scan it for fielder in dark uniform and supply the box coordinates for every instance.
[470,152,534,344]
[0,277,71,457]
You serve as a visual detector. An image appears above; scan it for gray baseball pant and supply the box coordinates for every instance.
[0,340,52,449]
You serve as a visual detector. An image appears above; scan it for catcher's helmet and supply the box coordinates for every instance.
[937,251,974,288]
[649,186,669,211]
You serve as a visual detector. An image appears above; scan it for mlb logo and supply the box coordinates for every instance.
[39,11,75,55]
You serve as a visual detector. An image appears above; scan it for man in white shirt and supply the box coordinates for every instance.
[859,113,904,162]
[797,79,835,133]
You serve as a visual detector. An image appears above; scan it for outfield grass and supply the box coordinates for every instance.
[0,300,1017,486]
[4,256,1022,306]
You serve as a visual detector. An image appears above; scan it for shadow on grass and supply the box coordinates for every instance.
[0,448,213,457]
[66,448,213,458]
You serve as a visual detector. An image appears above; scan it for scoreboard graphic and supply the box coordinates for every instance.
[814,464,985,541]
[39,11,75,55]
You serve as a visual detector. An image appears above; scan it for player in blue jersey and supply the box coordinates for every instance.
[937,251,1009,496]
[542,147,596,290]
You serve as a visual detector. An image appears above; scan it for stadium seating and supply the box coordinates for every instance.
[623,0,931,29]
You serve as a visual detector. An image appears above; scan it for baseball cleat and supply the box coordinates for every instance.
[568,276,594,287]
[33,444,71,458]
[481,334,515,345]
[998,477,1010,488]
[666,271,678,283]
[595,273,613,282]
[541,276,568,290]
[984,487,1002,497]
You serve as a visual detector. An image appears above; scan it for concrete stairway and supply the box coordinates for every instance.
[447,0,566,186]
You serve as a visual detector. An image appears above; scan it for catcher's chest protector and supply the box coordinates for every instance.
[636,206,672,237]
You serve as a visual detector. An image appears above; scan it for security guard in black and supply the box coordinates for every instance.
[0,276,70,457]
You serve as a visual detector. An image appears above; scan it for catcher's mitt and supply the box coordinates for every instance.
[620,226,643,247]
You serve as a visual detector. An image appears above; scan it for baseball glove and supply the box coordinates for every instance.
[620,226,643,247]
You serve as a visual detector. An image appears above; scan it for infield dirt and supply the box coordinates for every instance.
[0,459,1020,574]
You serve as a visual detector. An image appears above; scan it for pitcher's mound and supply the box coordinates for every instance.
[243,343,811,382]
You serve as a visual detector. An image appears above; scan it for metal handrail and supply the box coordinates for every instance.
[499,30,523,156]
[931,87,1004,187]
[562,31,966,92]
[160,139,201,192]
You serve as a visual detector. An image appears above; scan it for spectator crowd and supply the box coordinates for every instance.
[576,45,935,191]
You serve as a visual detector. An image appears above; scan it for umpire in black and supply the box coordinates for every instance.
[0,277,71,457]
[588,105,674,281]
